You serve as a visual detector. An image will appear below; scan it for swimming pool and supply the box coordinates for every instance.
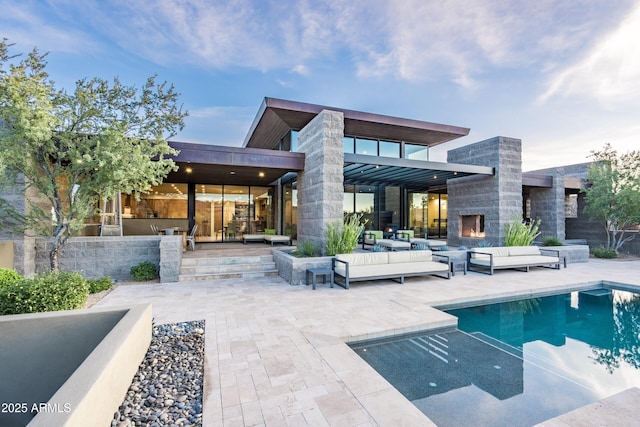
[350,285,640,426]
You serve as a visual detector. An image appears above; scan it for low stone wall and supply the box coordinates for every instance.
[536,244,590,264]
[35,236,182,282]
[273,249,334,285]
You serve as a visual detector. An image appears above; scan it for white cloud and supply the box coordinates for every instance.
[0,0,101,55]
[290,64,309,75]
[538,2,640,107]
[5,0,636,93]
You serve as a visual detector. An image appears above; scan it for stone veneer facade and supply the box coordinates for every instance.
[447,136,523,247]
[296,109,345,255]
[33,235,182,282]
[527,169,566,241]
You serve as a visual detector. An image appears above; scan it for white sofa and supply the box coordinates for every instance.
[332,250,450,289]
[467,246,562,275]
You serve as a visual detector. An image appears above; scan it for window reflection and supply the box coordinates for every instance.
[405,144,429,160]
[379,141,400,158]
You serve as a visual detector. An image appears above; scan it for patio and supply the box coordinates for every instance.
[94,256,640,426]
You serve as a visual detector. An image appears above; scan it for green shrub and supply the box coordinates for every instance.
[130,261,157,281]
[326,213,365,256]
[0,268,22,287]
[542,236,563,246]
[591,247,618,259]
[87,276,113,293]
[504,218,541,246]
[292,241,321,258]
[0,271,89,315]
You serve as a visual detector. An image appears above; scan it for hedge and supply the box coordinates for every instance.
[0,271,89,315]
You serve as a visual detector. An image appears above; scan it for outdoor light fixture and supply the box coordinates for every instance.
[230,171,235,175]
[185,167,192,173]
[258,172,265,178]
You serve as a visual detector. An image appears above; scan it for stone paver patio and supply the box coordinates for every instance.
[95,257,640,426]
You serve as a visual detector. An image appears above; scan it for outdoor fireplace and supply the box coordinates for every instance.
[461,215,485,238]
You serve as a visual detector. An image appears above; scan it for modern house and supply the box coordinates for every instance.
[2,97,614,278]
[142,98,586,250]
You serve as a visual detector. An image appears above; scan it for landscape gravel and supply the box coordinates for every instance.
[111,320,205,427]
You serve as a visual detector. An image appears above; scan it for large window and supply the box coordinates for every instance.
[343,136,428,161]
[355,138,378,155]
[132,183,188,219]
[405,144,429,160]
[379,140,400,158]
[344,185,376,229]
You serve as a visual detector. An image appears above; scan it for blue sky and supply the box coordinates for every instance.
[2,0,639,170]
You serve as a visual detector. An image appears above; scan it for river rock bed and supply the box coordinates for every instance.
[111,320,205,427]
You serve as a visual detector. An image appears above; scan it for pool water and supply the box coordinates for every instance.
[350,287,640,427]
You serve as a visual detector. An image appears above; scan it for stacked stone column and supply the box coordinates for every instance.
[528,169,566,241]
[296,110,344,255]
[447,136,523,247]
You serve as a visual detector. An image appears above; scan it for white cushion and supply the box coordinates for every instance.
[242,234,265,241]
[264,235,290,242]
[388,250,433,264]
[335,252,389,266]
[508,246,541,256]
[335,263,390,279]
[470,247,510,258]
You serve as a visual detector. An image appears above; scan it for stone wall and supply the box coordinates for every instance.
[296,109,344,255]
[447,136,523,247]
[272,249,333,285]
[34,235,182,281]
[528,170,566,241]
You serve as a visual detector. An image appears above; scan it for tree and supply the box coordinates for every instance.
[0,39,188,270]
[583,143,640,252]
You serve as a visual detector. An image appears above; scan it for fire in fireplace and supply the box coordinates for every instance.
[461,215,485,238]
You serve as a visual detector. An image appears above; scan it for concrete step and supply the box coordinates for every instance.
[178,269,280,282]
[178,254,278,282]
[181,255,274,267]
[179,262,277,276]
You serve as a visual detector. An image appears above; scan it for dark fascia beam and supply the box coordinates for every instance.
[344,153,494,176]
[169,141,304,170]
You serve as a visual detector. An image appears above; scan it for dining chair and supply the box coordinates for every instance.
[186,224,198,250]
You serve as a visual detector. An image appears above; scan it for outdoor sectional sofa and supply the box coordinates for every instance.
[467,246,563,275]
[332,250,450,289]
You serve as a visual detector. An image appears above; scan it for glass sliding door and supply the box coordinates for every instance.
[223,185,249,241]
[409,192,429,237]
[284,182,297,239]
[250,186,274,234]
[195,184,223,242]
[424,193,447,239]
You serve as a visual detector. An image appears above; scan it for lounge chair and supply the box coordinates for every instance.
[362,230,383,249]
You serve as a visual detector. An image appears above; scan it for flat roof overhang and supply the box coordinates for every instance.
[522,173,586,191]
[166,141,304,185]
[344,153,494,190]
[244,98,470,150]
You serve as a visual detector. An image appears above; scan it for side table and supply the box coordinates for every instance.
[306,268,334,290]
[450,259,467,276]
